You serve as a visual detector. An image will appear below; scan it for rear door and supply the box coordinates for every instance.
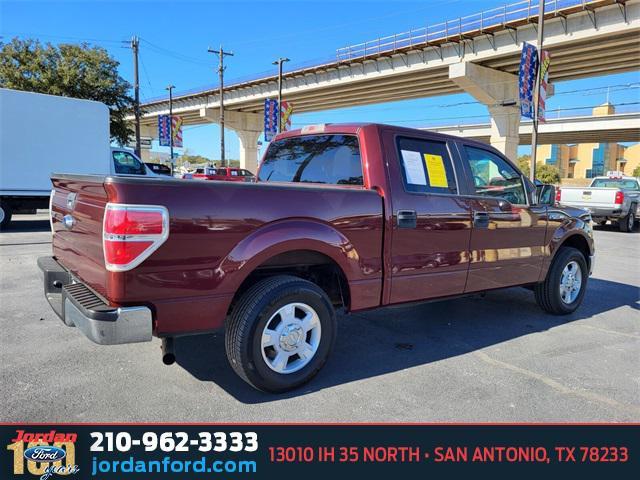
[457,144,547,291]
[383,129,473,304]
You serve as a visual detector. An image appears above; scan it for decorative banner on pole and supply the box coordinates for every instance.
[158,115,184,147]
[171,115,184,148]
[518,42,538,120]
[537,50,550,123]
[264,98,278,141]
[158,115,171,147]
[280,101,293,132]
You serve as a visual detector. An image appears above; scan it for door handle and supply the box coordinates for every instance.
[473,211,490,228]
[397,210,417,229]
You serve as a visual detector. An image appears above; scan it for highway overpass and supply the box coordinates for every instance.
[427,111,640,144]
[137,0,640,170]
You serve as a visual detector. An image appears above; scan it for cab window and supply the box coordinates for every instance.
[259,134,363,185]
[463,146,527,205]
[113,151,146,175]
[396,137,457,194]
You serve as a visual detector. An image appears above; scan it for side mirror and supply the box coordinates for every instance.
[536,184,556,206]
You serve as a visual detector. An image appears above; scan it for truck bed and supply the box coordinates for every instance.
[50,174,384,335]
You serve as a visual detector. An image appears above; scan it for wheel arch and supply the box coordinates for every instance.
[219,219,359,316]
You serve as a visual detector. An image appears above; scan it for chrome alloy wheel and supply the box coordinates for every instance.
[559,260,582,304]
[261,302,321,374]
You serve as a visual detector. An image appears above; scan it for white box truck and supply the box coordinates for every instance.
[0,88,154,229]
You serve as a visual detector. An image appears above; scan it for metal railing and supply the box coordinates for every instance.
[336,0,599,61]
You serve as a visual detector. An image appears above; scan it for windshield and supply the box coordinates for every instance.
[590,178,639,189]
[258,134,363,185]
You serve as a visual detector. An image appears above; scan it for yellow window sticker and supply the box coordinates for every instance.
[423,154,448,188]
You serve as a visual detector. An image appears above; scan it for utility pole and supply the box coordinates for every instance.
[529,0,545,182]
[131,36,141,158]
[166,85,175,175]
[272,57,290,132]
[208,45,234,166]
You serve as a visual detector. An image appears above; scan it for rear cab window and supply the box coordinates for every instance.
[590,178,639,189]
[259,134,363,186]
[396,137,457,194]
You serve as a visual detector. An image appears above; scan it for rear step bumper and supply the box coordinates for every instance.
[37,256,152,345]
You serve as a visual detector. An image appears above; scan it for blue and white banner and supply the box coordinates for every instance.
[264,99,278,142]
[519,42,539,120]
[158,115,171,147]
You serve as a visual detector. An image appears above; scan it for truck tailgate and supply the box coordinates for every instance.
[50,175,110,299]
[559,187,618,207]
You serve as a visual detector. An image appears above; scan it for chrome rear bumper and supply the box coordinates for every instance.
[38,256,152,345]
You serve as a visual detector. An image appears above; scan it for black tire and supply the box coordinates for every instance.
[0,201,12,230]
[619,206,635,233]
[535,247,588,315]
[225,275,337,392]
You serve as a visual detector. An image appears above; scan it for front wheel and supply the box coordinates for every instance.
[535,247,588,315]
[225,275,337,392]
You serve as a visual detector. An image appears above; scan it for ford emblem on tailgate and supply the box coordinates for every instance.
[62,214,75,230]
[24,446,67,463]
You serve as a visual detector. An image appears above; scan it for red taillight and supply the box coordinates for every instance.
[103,204,168,272]
[555,188,562,203]
[614,191,624,205]
[104,209,163,235]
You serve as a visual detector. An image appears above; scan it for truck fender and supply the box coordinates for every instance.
[217,218,360,295]
[540,221,593,282]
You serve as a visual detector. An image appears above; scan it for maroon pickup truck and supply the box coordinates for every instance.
[40,124,594,392]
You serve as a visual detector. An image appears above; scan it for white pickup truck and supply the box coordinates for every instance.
[557,173,640,232]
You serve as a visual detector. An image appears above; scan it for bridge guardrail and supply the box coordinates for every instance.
[336,0,602,60]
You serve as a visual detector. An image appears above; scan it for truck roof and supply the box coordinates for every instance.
[272,122,491,149]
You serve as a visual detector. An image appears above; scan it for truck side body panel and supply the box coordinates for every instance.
[51,176,384,335]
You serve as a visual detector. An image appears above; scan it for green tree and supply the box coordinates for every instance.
[0,38,134,145]
[517,154,531,173]
[632,165,640,177]
[536,163,561,184]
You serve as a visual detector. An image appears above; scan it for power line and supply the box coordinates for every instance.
[0,31,124,44]
[292,101,640,126]
[140,38,211,67]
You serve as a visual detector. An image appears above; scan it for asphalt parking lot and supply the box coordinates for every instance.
[1,212,638,422]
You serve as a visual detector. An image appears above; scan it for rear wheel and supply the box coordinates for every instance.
[225,275,337,392]
[619,206,635,232]
[535,247,588,315]
[0,201,12,230]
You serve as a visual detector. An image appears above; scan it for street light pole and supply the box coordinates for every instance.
[166,85,175,176]
[272,57,290,132]
[530,0,546,182]
[131,36,141,158]
[208,45,234,167]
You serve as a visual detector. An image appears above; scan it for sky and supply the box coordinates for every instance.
[1,0,639,160]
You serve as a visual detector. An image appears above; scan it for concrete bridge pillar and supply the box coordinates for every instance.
[449,62,520,161]
[200,108,263,172]
[236,129,262,173]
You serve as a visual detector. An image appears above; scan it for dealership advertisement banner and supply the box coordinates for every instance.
[280,101,293,132]
[519,42,538,120]
[264,99,278,141]
[158,115,184,148]
[1,424,637,479]
[537,50,551,123]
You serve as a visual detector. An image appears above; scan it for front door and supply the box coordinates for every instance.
[458,144,547,292]
[383,130,474,304]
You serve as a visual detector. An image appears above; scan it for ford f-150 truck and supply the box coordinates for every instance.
[556,173,640,232]
[39,124,595,392]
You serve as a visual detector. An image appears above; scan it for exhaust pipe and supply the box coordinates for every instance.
[161,337,175,365]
